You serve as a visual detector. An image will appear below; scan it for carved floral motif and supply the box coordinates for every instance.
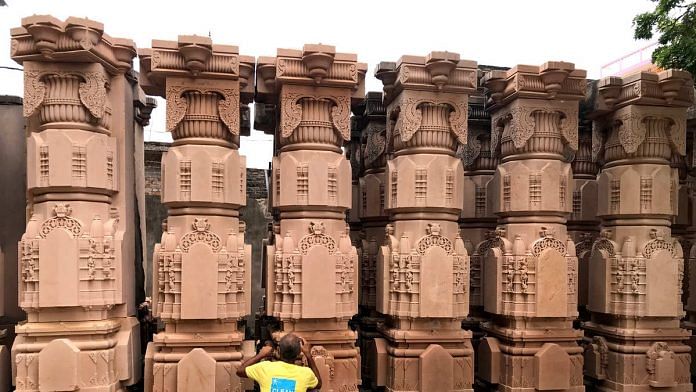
[179,218,222,252]
[40,203,82,238]
[218,88,240,135]
[165,86,187,132]
[78,71,108,119]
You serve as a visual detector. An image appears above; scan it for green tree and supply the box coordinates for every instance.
[633,0,696,76]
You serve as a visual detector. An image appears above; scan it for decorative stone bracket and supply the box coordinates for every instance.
[165,84,240,134]
[390,92,468,144]
[23,68,109,119]
[279,91,351,140]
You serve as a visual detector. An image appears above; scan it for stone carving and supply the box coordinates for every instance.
[416,223,454,255]
[218,88,240,134]
[585,70,693,391]
[39,204,82,238]
[479,62,586,391]
[140,34,253,392]
[258,44,364,392]
[179,218,222,252]
[78,71,108,119]
[11,15,141,392]
[22,71,46,117]
[165,85,187,132]
[298,222,337,255]
[372,52,475,391]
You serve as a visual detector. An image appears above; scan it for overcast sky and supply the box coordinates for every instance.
[1,0,656,168]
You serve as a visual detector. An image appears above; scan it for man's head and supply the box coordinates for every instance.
[278,333,302,361]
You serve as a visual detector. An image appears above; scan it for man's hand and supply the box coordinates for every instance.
[300,337,312,358]
[259,342,275,358]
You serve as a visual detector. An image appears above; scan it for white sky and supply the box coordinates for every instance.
[0,0,656,168]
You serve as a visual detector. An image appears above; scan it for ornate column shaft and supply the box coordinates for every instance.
[10,15,142,391]
[477,62,587,391]
[138,35,256,392]
[681,104,696,382]
[353,91,388,389]
[372,52,477,392]
[458,89,499,340]
[257,44,366,392]
[569,105,601,321]
[584,70,694,391]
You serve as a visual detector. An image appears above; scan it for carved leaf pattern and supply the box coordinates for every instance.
[395,98,422,142]
[617,112,646,154]
[23,71,46,117]
[280,92,302,138]
[165,86,187,132]
[78,71,108,119]
[330,95,351,141]
[591,122,604,162]
[667,116,686,156]
[508,106,536,149]
[460,128,485,167]
[218,88,240,135]
[490,111,509,157]
[364,127,386,168]
[560,110,579,150]
[446,98,468,144]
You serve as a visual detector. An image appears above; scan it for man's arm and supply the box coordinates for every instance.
[236,342,274,378]
[300,338,322,390]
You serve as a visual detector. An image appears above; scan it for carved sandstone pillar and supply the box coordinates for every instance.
[477,63,587,391]
[372,52,477,392]
[458,91,499,341]
[354,91,388,389]
[257,45,366,392]
[138,36,256,392]
[347,99,364,247]
[584,70,694,390]
[682,104,696,382]
[10,15,142,391]
[568,112,601,321]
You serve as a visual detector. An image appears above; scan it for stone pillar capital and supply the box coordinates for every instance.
[484,63,586,157]
[12,15,136,73]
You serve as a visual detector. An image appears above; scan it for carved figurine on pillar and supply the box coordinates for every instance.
[371,52,477,392]
[138,35,256,392]
[11,16,143,391]
[584,70,694,391]
[256,44,366,392]
[477,62,587,391]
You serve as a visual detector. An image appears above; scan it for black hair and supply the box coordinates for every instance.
[278,334,301,361]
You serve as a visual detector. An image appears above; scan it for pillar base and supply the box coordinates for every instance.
[144,327,254,392]
[583,321,692,392]
[12,317,140,392]
[372,326,474,392]
[477,323,584,392]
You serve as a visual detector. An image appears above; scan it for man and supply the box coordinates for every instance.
[236,333,322,392]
